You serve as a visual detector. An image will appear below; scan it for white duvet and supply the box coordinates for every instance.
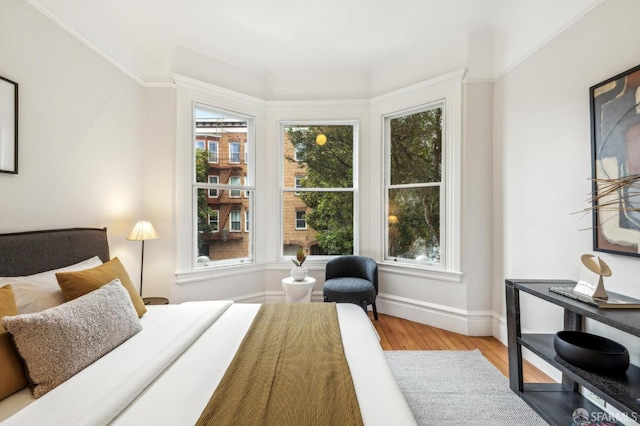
[0,302,416,426]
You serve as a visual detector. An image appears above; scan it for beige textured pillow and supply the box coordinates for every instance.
[0,285,28,400]
[56,257,146,318]
[3,279,142,398]
[0,256,103,314]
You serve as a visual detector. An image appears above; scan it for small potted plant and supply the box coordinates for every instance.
[290,249,308,281]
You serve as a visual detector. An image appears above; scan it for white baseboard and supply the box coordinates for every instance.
[238,290,494,337]
[376,292,494,336]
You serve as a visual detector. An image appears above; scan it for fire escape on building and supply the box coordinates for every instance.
[196,118,247,242]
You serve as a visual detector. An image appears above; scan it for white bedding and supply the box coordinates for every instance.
[0,302,416,426]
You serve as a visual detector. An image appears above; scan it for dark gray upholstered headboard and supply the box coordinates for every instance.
[0,227,110,277]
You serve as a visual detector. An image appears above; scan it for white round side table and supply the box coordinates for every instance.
[282,276,316,303]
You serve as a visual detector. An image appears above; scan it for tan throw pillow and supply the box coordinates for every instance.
[56,257,146,318]
[3,280,142,398]
[0,285,28,400]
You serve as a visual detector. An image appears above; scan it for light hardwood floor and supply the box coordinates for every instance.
[370,312,554,384]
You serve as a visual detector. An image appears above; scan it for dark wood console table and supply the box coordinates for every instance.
[506,279,640,425]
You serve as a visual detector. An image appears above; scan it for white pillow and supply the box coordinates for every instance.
[0,256,103,314]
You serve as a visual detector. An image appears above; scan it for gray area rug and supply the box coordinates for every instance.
[385,350,548,425]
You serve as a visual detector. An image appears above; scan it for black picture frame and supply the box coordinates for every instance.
[590,63,640,257]
[0,75,18,174]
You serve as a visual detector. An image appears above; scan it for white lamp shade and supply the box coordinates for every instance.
[127,221,159,241]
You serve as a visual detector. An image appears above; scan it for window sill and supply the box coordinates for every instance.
[176,260,462,285]
[378,261,463,283]
[176,261,261,285]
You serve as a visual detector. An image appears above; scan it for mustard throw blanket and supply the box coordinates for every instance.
[196,303,364,426]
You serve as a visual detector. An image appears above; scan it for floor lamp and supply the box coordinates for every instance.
[127,221,159,297]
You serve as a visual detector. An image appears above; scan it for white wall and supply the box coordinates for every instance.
[141,88,176,299]
[0,0,496,338]
[0,0,145,278]
[0,0,498,335]
[494,0,640,362]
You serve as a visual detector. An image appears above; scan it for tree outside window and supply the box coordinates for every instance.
[282,124,355,256]
[386,104,443,264]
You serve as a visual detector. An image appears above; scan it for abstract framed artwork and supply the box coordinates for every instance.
[0,75,18,174]
[590,64,640,257]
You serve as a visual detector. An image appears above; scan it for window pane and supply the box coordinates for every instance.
[387,187,440,262]
[208,175,218,198]
[208,141,218,163]
[390,107,442,185]
[295,210,307,229]
[197,190,252,262]
[282,191,353,256]
[208,210,219,232]
[283,125,353,188]
[194,104,253,267]
[229,142,241,163]
[194,107,247,183]
[230,210,241,231]
[229,176,241,197]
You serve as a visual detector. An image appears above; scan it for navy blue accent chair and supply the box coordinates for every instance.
[323,255,378,320]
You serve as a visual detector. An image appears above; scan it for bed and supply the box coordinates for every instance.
[0,228,416,425]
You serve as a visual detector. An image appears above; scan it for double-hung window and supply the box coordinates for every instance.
[230,210,241,232]
[208,141,219,163]
[229,176,241,198]
[376,69,462,276]
[384,102,444,266]
[208,175,219,198]
[295,210,307,230]
[229,142,241,164]
[209,210,219,232]
[193,103,253,265]
[281,123,356,257]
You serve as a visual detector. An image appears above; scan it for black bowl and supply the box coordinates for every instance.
[554,331,630,375]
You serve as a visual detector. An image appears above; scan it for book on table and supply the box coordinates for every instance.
[549,285,640,309]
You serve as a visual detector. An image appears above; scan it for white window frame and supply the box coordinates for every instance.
[384,102,444,266]
[373,69,463,279]
[295,175,304,196]
[175,74,262,277]
[208,209,219,232]
[229,141,241,164]
[208,140,219,163]
[295,210,307,230]
[208,175,219,198]
[244,142,248,164]
[230,210,241,232]
[244,210,250,232]
[229,176,241,198]
[293,144,302,162]
[280,120,359,260]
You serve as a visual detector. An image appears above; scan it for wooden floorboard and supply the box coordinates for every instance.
[370,312,554,384]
